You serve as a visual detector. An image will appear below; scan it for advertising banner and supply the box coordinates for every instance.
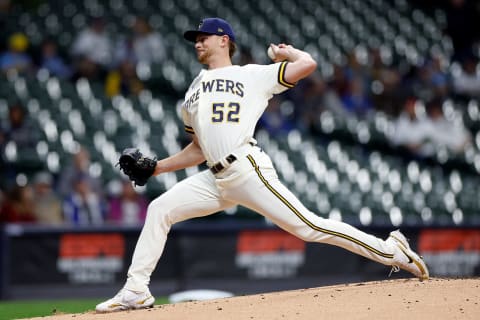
[3,224,478,299]
[4,228,178,289]
[419,229,480,276]
[236,230,306,279]
[57,233,125,284]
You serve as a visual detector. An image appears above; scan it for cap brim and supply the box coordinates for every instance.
[184,30,213,42]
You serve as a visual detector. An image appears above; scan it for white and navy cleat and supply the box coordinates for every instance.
[95,288,155,313]
[387,230,429,281]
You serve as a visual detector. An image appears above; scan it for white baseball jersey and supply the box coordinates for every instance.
[123,62,403,293]
[181,62,294,165]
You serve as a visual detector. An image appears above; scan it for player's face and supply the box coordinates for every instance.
[194,34,219,64]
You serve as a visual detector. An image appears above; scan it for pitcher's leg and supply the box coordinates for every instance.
[125,171,234,292]
[225,164,395,267]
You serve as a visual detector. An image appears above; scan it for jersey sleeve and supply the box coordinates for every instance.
[181,107,195,135]
[276,61,296,90]
[250,62,296,96]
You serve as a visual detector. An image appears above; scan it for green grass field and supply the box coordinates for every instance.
[0,297,169,320]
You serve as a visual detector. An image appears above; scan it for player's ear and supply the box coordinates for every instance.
[220,35,229,48]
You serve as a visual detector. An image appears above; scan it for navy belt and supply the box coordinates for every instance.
[210,154,237,174]
[209,142,256,174]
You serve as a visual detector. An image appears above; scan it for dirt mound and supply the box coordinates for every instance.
[30,278,479,320]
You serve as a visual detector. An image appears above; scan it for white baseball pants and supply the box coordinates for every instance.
[125,144,395,292]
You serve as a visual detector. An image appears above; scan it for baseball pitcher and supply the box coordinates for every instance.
[96,17,428,312]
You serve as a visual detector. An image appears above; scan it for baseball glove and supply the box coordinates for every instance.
[117,148,157,186]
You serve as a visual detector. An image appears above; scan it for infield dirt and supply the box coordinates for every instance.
[29,278,479,320]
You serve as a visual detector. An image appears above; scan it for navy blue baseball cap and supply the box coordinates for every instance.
[184,18,236,43]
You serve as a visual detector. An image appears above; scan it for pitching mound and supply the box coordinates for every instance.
[30,278,479,320]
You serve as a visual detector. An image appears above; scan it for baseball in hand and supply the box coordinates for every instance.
[267,45,276,60]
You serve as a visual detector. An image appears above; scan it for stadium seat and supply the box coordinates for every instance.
[2,0,479,226]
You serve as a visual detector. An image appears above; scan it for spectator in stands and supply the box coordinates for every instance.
[131,16,166,65]
[0,32,33,75]
[107,179,147,226]
[32,171,63,225]
[295,76,327,132]
[57,146,102,198]
[322,81,346,117]
[344,50,370,90]
[329,64,349,98]
[369,48,403,116]
[1,102,39,149]
[294,74,345,133]
[258,96,296,137]
[40,38,72,80]
[71,56,106,82]
[63,173,105,226]
[428,54,450,99]
[71,17,112,81]
[340,76,373,118]
[105,60,144,97]
[406,65,433,103]
[451,55,480,98]
[389,97,433,157]
[0,184,36,223]
[0,102,40,187]
[115,16,165,66]
[391,97,472,157]
[406,56,450,103]
[71,17,112,68]
[425,97,471,154]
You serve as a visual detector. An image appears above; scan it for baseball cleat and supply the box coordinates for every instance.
[387,230,429,281]
[95,288,155,312]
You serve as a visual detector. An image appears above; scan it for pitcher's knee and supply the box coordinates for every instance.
[145,197,173,227]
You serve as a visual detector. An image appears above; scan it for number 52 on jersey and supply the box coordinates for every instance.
[212,102,240,123]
